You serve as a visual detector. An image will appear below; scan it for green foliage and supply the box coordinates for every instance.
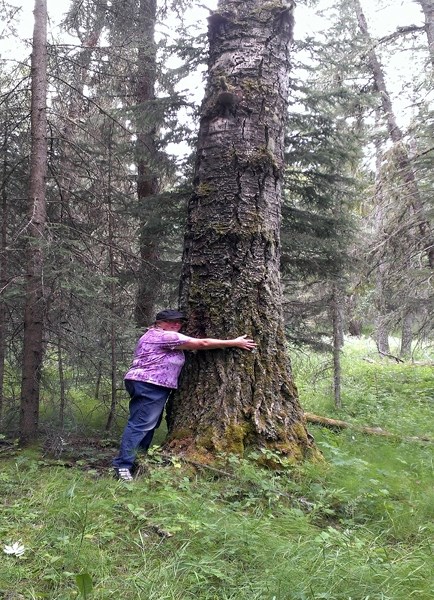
[294,337,434,437]
[1,340,433,598]
[282,61,366,349]
[76,573,93,598]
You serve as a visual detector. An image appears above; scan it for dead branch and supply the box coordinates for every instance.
[378,25,426,45]
[377,350,405,363]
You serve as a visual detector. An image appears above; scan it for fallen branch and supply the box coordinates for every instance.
[304,412,432,443]
[377,350,404,363]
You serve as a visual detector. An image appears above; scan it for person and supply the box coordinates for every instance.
[113,309,257,481]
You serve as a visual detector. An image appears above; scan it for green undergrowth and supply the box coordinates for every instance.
[0,338,433,599]
[293,337,434,438]
[1,435,432,599]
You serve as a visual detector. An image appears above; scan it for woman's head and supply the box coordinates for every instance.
[154,309,186,331]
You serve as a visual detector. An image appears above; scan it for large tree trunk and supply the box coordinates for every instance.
[354,0,434,268]
[168,0,317,460]
[19,0,48,444]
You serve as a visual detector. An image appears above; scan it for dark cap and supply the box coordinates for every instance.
[155,309,186,322]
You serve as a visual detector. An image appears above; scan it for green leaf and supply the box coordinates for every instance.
[75,572,93,598]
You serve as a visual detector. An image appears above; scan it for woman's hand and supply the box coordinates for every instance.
[233,335,257,351]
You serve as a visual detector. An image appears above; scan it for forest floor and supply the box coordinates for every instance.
[0,337,433,599]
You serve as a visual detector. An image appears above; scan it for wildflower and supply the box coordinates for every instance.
[3,541,26,557]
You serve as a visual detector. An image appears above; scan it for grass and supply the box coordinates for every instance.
[0,338,433,599]
[294,337,434,437]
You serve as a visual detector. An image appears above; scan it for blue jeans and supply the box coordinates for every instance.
[112,380,172,470]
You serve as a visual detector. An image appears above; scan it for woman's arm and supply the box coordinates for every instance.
[177,335,257,352]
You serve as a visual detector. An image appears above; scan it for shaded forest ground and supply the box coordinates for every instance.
[0,338,433,599]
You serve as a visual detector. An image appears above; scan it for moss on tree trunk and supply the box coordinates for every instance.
[167,0,318,461]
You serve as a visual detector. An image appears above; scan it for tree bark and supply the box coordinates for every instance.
[400,309,413,358]
[57,337,66,429]
[134,0,162,328]
[374,269,391,356]
[416,0,434,67]
[168,0,317,460]
[373,125,391,355]
[105,130,117,431]
[331,285,343,408]
[19,0,48,444]
[0,99,9,428]
[354,0,434,268]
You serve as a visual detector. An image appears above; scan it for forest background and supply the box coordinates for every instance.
[0,1,433,598]
[0,0,432,439]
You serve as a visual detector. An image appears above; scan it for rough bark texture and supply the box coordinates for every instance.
[19,0,48,444]
[168,0,317,460]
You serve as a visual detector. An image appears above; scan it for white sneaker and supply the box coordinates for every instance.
[114,467,133,481]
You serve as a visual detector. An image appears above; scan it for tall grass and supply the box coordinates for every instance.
[1,338,433,599]
[293,337,434,436]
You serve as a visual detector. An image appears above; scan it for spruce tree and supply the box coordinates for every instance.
[168,0,318,459]
[19,0,49,444]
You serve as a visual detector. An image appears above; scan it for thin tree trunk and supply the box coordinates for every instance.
[374,257,391,356]
[105,316,117,431]
[105,220,117,431]
[400,309,413,358]
[0,99,9,428]
[331,285,343,408]
[19,0,48,444]
[373,121,391,355]
[354,0,434,268]
[134,0,161,328]
[105,129,117,432]
[95,360,102,401]
[168,0,317,460]
[417,0,434,67]
[58,337,66,429]
[375,308,390,355]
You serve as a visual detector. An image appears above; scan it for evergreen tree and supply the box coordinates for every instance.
[416,0,434,66]
[168,0,318,459]
[282,72,363,350]
[302,0,433,358]
[0,68,32,429]
[19,0,48,444]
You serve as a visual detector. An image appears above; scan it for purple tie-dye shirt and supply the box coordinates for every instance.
[124,327,195,389]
